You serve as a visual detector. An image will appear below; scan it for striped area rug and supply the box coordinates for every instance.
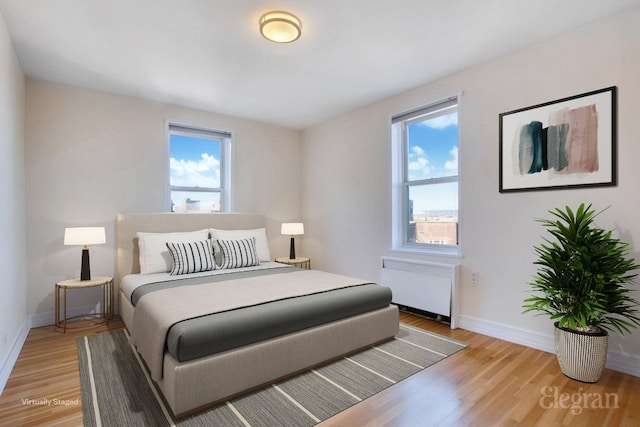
[78,324,467,426]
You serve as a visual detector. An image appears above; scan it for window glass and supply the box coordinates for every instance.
[167,124,231,212]
[392,97,459,252]
[169,190,221,213]
[407,182,458,245]
[406,112,459,181]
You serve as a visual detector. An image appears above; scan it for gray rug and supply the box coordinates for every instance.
[78,324,467,426]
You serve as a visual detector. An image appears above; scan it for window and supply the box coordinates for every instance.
[167,123,232,212]
[391,97,459,254]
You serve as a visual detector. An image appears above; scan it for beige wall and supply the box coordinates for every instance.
[302,6,640,361]
[25,80,303,316]
[0,14,26,368]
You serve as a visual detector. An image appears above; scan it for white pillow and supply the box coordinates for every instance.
[137,229,209,274]
[209,228,271,262]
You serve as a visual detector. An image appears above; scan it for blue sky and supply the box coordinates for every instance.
[407,112,458,181]
[169,134,221,188]
[406,112,459,213]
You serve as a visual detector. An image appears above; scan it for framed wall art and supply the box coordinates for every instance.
[499,86,617,193]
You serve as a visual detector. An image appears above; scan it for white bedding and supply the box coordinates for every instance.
[120,261,288,302]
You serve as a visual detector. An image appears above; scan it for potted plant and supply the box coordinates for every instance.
[523,203,640,382]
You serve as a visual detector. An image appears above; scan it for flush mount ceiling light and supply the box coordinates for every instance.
[259,11,301,43]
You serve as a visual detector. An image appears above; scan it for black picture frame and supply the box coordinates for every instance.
[499,86,617,193]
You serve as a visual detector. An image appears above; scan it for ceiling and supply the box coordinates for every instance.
[1,0,638,130]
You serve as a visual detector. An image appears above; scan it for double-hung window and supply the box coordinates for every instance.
[391,96,459,254]
[167,123,232,212]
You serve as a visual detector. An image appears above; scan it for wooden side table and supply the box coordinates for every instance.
[55,276,114,332]
[275,257,311,269]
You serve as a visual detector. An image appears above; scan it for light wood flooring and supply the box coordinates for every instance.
[0,312,638,426]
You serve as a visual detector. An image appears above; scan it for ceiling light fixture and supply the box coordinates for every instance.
[259,11,301,43]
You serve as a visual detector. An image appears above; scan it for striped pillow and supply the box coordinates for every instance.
[218,237,260,269]
[166,239,216,275]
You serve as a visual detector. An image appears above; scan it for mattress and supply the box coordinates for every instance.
[123,264,393,363]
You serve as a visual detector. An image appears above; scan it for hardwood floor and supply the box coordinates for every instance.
[0,312,638,426]
[0,318,125,427]
[322,313,640,426]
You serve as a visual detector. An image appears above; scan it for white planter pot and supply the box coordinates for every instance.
[554,322,608,383]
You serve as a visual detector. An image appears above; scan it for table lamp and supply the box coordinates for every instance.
[64,227,106,280]
[281,223,304,259]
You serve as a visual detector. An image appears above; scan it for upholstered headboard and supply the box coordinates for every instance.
[116,212,266,286]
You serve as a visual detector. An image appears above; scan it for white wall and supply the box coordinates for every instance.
[0,13,27,384]
[302,7,640,367]
[25,80,302,319]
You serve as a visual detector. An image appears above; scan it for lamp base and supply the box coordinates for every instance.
[289,237,296,259]
[80,248,91,280]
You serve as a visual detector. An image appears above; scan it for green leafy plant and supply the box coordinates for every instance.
[523,203,640,335]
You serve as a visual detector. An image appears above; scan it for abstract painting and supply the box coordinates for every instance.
[499,87,616,192]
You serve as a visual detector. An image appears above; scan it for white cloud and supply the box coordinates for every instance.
[445,146,458,173]
[408,145,430,176]
[408,156,429,172]
[170,153,220,187]
[411,145,425,156]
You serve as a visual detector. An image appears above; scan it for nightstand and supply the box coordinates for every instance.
[55,276,114,332]
[275,257,311,269]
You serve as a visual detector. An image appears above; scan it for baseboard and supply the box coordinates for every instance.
[0,302,106,395]
[30,303,104,328]
[459,314,640,377]
[605,348,640,377]
[0,316,31,395]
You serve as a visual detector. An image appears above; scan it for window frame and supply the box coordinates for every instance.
[166,122,233,212]
[391,96,461,256]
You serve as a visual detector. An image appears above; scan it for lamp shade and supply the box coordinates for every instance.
[259,11,301,43]
[64,227,106,246]
[281,223,304,236]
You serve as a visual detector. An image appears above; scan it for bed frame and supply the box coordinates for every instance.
[117,212,399,417]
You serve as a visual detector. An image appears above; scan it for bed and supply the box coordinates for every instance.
[116,212,399,417]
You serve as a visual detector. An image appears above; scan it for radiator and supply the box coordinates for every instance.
[380,256,460,328]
